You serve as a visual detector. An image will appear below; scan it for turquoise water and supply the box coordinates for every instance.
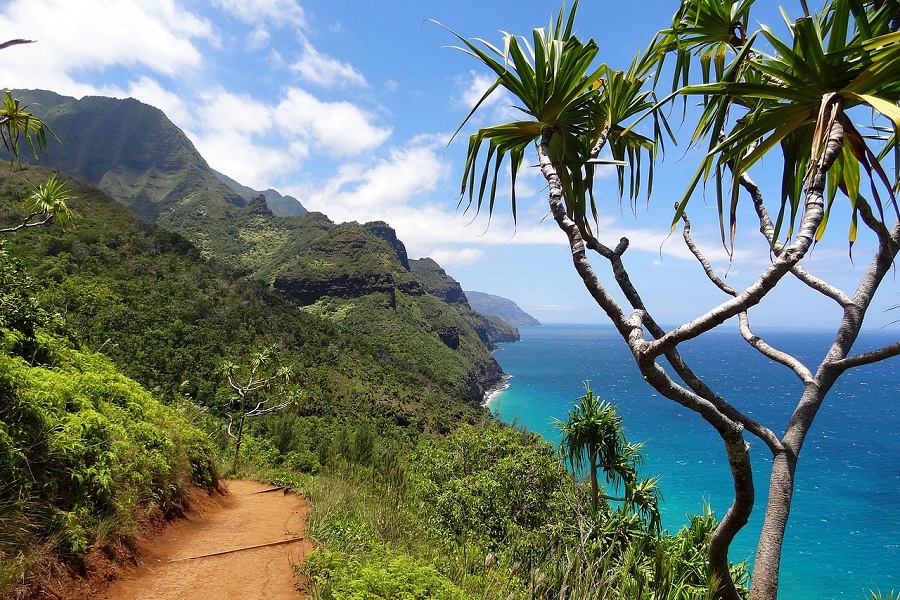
[488,324,900,599]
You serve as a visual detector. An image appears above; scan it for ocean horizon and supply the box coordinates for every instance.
[487,323,899,599]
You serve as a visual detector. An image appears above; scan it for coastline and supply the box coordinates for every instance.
[482,374,511,408]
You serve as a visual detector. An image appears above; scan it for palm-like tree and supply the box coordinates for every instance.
[0,90,54,164]
[436,0,667,232]
[655,3,900,597]
[556,384,660,533]
[0,40,72,232]
[662,0,900,253]
[223,346,295,473]
[448,1,900,599]
[0,175,76,234]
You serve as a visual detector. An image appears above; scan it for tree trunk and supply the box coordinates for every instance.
[232,415,246,473]
[748,108,845,600]
[749,448,797,599]
[589,448,599,512]
[709,433,754,600]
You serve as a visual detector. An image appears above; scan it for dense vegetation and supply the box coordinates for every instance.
[0,168,497,427]
[0,164,509,595]
[0,235,217,593]
[298,422,748,599]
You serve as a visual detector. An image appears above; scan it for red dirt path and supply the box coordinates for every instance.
[98,479,311,600]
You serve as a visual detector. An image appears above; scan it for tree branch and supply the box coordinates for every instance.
[740,170,851,307]
[831,341,900,370]
[648,117,841,357]
[680,208,816,384]
[0,212,54,233]
[0,39,35,51]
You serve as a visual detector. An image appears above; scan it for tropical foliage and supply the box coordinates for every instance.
[557,383,660,531]
[0,174,76,233]
[0,89,54,164]
[0,327,217,591]
[299,421,746,600]
[439,3,664,230]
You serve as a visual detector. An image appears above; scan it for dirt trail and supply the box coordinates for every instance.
[99,480,312,600]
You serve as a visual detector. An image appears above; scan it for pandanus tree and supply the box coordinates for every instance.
[223,346,296,473]
[444,1,900,598]
[0,175,75,234]
[556,383,661,532]
[0,39,73,232]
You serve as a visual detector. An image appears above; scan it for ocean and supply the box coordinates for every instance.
[487,324,900,599]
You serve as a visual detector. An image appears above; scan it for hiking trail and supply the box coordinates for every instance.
[98,479,312,600]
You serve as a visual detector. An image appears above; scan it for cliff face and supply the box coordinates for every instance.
[409,258,467,305]
[273,223,506,403]
[273,223,421,307]
[366,221,411,270]
[465,290,541,327]
[409,258,520,349]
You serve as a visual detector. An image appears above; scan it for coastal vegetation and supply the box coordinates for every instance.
[449,0,900,598]
[2,0,897,591]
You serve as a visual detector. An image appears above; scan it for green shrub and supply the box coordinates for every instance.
[0,329,217,570]
[302,547,465,600]
[410,422,570,556]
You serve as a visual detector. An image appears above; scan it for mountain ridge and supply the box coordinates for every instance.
[465,290,540,327]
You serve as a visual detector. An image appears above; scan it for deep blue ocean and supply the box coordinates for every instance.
[487,324,899,599]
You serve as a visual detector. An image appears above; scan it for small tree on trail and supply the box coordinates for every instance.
[556,383,660,532]
[444,1,900,598]
[223,346,295,473]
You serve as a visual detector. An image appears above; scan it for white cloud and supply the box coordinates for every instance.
[0,0,214,96]
[212,0,306,28]
[274,87,391,156]
[196,87,275,137]
[184,87,293,187]
[427,247,487,268]
[291,40,367,88]
[460,70,504,109]
[310,141,450,215]
[194,128,298,188]
[177,86,392,188]
[247,26,272,50]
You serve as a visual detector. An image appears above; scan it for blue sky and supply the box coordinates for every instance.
[0,0,897,330]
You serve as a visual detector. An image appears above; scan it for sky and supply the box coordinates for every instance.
[0,0,898,331]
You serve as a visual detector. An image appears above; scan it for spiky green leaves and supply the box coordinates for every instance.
[24,175,76,231]
[442,1,667,232]
[668,0,900,250]
[0,91,56,162]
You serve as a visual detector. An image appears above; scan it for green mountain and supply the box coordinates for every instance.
[213,168,308,217]
[465,290,541,327]
[14,89,245,221]
[1,167,497,427]
[6,89,512,415]
[12,90,311,273]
